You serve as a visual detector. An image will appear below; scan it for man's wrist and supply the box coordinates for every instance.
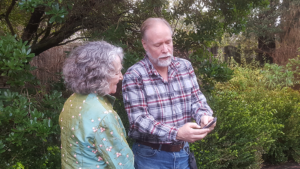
[197,114,203,125]
[173,128,180,142]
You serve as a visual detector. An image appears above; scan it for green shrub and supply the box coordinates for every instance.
[191,89,283,169]
[262,88,300,164]
[0,89,64,168]
[190,49,234,92]
[193,63,300,168]
[0,35,36,87]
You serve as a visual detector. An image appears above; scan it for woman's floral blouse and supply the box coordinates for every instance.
[59,93,134,169]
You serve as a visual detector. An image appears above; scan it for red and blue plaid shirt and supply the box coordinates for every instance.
[122,56,213,144]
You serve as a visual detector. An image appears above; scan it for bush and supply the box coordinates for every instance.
[0,35,36,87]
[0,89,65,168]
[190,49,234,92]
[191,89,283,169]
[262,88,300,164]
[191,62,300,168]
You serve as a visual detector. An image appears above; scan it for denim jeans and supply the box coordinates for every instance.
[132,142,191,169]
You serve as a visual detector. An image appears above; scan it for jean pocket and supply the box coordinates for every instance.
[135,143,157,157]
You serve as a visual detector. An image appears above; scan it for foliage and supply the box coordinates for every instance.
[1,0,128,55]
[261,53,300,89]
[191,90,283,169]
[0,89,64,168]
[263,88,300,164]
[190,48,234,91]
[191,60,300,168]
[0,34,36,86]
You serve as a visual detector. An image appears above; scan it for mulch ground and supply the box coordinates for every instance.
[262,162,300,169]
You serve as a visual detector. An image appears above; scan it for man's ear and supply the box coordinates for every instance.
[142,39,148,52]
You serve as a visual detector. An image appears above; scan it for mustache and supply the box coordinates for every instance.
[158,53,173,59]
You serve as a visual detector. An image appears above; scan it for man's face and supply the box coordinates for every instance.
[142,22,173,68]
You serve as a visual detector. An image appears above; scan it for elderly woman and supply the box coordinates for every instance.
[59,41,134,169]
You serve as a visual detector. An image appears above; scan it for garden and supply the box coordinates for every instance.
[0,0,300,168]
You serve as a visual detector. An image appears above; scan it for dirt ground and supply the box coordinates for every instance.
[262,162,300,169]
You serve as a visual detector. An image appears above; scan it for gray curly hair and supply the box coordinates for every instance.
[63,41,123,96]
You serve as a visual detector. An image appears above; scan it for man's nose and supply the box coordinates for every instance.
[162,43,168,53]
[119,73,123,81]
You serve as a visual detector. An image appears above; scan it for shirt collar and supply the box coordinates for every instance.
[105,95,116,106]
[91,93,116,106]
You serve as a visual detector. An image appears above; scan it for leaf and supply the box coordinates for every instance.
[49,16,56,23]
[26,48,31,55]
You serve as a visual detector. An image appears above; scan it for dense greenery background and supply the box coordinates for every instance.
[1,0,300,168]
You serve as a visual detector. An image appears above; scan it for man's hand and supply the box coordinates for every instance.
[176,123,210,143]
[200,116,216,131]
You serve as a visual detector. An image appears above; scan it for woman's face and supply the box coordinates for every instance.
[108,56,123,94]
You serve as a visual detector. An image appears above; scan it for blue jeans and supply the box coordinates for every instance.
[132,142,191,169]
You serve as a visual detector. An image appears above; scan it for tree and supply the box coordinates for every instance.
[245,0,300,64]
[0,0,130,56]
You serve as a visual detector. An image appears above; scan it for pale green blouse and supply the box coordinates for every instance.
[59,93,134,169]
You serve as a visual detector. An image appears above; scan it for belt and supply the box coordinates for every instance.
[136,140,184,152]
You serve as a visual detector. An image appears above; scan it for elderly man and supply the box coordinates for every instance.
[122,18,215,169]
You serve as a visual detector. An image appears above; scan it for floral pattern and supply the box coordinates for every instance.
[59,93,134,169]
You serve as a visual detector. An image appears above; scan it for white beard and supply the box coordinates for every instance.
[147,52,173,67]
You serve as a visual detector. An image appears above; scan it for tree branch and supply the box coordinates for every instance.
[38,23,53,43]
[58,37,90,46]
[21,6,46,42]
[4,0,17,35]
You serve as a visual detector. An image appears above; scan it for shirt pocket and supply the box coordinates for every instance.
[170,81,193,114]
[144,85,168,100]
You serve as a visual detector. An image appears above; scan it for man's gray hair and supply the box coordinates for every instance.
[140,18,173,40]
[63,41,123,96]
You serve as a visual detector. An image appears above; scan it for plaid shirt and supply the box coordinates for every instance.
[122,56,213,144]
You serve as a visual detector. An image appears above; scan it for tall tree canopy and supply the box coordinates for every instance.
[245,0,300,63]
[0,0,269,56]
[0,0,129,55]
